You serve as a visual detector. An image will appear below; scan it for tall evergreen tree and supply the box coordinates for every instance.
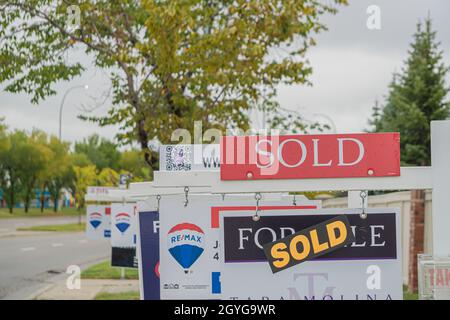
[370,18,450,165]
[369,18,450,293]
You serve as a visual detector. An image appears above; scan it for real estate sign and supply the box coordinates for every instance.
[159,194,320,299]
[86,205,110,240]
[137,200,160,300]
[220,133,400,180]
[219,208,402,300]
[111,203,138,268]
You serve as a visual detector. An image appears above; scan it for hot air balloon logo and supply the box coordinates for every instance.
[167,223,205,272]
[89,212,102,229]
[115,212,131,234]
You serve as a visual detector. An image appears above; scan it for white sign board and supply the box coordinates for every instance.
[86,205,110,240]
[159,144,220,171]
[159,194,320,299]
[219,208,402,300]
[111,203,138,268]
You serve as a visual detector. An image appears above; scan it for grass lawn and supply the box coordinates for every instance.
[81,260,139,280]
[17,222,85,232]
[0,206,81,219]
[94,291,140,300]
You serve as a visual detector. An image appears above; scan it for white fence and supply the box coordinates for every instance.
[323,190,432,285]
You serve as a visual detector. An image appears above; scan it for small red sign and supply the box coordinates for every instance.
[220,133,400,180]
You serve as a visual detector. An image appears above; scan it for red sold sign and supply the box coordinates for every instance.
[220,133,400,180]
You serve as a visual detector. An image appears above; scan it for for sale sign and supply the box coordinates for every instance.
[137,200,160,300]
[111,203,137,268]
[220,133,400,180]
[220,208,402,300]
[158,194,320,299]
[86,205,110,240]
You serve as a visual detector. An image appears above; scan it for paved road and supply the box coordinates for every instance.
[0,218,110,300]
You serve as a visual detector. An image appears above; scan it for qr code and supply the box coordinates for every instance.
[164,145,192,171]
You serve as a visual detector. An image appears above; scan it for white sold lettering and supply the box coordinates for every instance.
[337,138,365,166]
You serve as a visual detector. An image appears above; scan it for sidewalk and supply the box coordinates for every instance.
[30,279,139,300]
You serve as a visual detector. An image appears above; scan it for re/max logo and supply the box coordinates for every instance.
[171,234,202,243]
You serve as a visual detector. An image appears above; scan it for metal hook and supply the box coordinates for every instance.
[184,186,189,207]
[293,194,297,206]
[360,191,368,219]
[221,193,225,201]
[156,194,161,213]
[253,193,262,221]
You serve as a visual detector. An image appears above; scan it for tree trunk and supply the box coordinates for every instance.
[53,188,60,212]
[408,189,425,293]
[40,194,45,212]
[8,178,14,213]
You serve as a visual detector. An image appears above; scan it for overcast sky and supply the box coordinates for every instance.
[1,0,450,144]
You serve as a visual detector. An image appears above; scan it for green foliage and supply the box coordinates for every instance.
[119,149,153,181]
[0,130,27,212]
[369,18,450,166]
[0,120,159,212]
[74,134,121,171]
[73,165,97,209]
[20,130,53,212]
[70,152,93,167]
[97,167,119,187]
[0,0,347,166]
[45,136,74,212]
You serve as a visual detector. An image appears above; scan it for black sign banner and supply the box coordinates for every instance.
[263,216,355,273]
[223,212,397,263]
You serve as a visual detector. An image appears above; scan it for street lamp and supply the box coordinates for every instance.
[59,84,89,140]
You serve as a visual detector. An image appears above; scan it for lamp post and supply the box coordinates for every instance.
[59,84,89,140]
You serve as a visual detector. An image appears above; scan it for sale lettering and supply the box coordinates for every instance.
[263,216,355,273]
[223,213,397,263]
[220,133,400,180]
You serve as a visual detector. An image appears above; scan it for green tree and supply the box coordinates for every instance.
[369,18,450,293]
[20,130,52,213]
[74,134,120,171]
[73,165,97,210]
[97,167,119,187]
[119,149,153,181]
[44,136,74,212]
[0,130,27,213]
[0,0,346,166]
[370,19,449,165]
[70,152,93,167]
[0,120,10,208]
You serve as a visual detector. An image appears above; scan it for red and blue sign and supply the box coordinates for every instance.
[89,212,102,229]
[167,223,205,270]
[115,212,131,233]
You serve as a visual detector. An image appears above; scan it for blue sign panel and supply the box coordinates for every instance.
[138,211,160,300]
